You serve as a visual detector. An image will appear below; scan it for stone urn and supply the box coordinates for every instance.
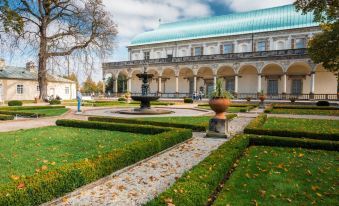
[209,98,231,119]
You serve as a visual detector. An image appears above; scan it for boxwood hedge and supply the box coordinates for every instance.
[0,114,14,120]
[146,135,250,206]
[0,110,45,117]
[87,116,207,132]
[0,121,192,206]
[146,134,338,206]
[244,114,339,141]
[0,105,65,111]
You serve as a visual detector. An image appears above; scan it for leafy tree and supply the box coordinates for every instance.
[105,76,114,93]
[0,0,117,100]
[81,76,97,94]
[294,0,339,73]
[96,81,104,93]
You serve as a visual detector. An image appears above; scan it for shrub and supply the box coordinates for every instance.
[226,113,237,120]
[249,135,339,151]
[239,108,248,113]
[246,96,251,102]
[118,97,126,102]
[244,114,339,141]
[56,119,171,134]
[49,99,61,105]
[146,135,249,206]
[0,110,45,117]
[316,101,330,106]
[0,125,192,206]
[8,100,23,106]
[184,98,193,103]
[88,116,207,132]
[0,114,14,120]
[289,97,297,103]
[0,105,65,111]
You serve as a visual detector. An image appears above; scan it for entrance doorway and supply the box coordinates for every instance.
[291,79,303,95]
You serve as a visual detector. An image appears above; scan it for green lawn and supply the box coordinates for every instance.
[263,117,339,134]
[140,116,211,125]
[213,146,338,206]
[0,126,152,184]
[22,108,69,116]
[271,108,339,116]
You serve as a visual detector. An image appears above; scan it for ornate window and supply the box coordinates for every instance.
[143,51,150,60]
[194,47,202,56]
[257,41,266,52]
[276,41,285,50]
[223,44,233,54]
[295,38,305,49]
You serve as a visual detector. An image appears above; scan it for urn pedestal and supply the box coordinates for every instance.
[206,98,231,138]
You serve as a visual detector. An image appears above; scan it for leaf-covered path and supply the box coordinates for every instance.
[43,116,254,206]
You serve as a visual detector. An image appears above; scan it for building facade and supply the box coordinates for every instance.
[103,4,338,100]
[0,59,76,102]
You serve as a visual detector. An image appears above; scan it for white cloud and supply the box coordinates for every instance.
[102,0,212,61]
[219,0,295,12]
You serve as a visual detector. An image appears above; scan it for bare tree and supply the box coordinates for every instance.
[0,0,117,100]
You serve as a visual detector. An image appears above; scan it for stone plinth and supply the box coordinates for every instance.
[206,118,229,138]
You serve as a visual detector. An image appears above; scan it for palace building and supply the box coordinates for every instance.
[103,4,338,100]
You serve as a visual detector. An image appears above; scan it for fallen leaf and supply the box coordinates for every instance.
[17,182,25,190]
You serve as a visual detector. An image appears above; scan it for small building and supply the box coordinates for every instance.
[103,4,338,100]
[0,58,76,102]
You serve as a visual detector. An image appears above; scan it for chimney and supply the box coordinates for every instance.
[0,58,5,69]
[26,61,36,73]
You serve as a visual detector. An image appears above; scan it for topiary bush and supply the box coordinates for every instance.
[49,99,61,105]
[316,101,330,106]
[118,97,127,102]
[184,98,193,103]
[0,114,14,120]
[8,100,23,106]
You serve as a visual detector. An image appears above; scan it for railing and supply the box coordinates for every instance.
[103,49,309,68]
[97,92,338,101]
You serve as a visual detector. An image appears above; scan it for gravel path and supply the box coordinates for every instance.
[43,116,254,206]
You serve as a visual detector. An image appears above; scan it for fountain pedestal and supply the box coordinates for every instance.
[117,67,173,115]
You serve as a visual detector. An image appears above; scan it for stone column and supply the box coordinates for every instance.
[102,78,106,95]
[127,78,132,92]
[234,75,239,93]
[114,78,118,95]
[257,74,262,93]
[175,76,179,93]
[158,77,162,93]
[310,72,315,94]
[283,73,287,94]
[193,75,197,93]
[213,75,217,91]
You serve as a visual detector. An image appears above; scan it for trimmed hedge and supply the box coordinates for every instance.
[0,110,45,117]
[8,100,23,106]
[56,119,170,134]
[49,99,61,105]
[265,104,338,113]
[0,114,14,120]
[244,114,339,141]
[316,101,330,106]
[88,116,207,132]
[0,105,65,111]
[146,135,249,206]
[184,98,193,103]
[0,121,192,206]
[249,135,339,151]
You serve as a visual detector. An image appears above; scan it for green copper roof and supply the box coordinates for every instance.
[130,4,318,46]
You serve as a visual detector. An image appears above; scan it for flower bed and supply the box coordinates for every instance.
[0,121,192,205]
[146,134,338,206]
[244,114,339,141]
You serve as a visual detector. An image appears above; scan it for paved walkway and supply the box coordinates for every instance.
[268,113,339,120]
[44,116,254,206]
[0,109,87,133]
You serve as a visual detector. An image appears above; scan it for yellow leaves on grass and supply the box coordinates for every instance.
[10,175,20,181]
[164,197,175,206]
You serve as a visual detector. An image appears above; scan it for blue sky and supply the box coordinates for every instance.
[1,0,295,82]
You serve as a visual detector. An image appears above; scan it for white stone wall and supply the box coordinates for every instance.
[0,79,76,101]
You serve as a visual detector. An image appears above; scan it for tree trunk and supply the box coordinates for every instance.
[38,21,48,101]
